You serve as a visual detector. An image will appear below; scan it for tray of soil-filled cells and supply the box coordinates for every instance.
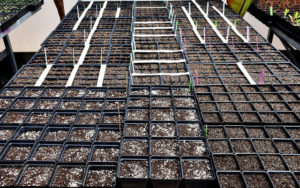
[196,84,300,125]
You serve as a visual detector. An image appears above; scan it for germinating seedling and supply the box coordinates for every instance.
[284,8,289,18]
[289,11,300,26]
[205,125,208,137]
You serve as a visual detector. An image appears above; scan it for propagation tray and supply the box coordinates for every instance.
[0,0,299,187]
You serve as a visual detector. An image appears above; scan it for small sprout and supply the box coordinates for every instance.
[214,20,218,28]
[234,19,237,27]
[205,125,208,137]
[284,8,289,18]
[195,20,198,28]
[289,11,300,26]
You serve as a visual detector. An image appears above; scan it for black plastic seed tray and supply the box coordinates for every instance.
[195,84,300,125]
[249,2,300,44]
[0,0,44,32]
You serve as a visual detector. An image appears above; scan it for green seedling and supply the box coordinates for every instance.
[284,8,289,18]
[289,11,300,26]
[205,125,208,137]
[195,20,198,28]
[176,20,178,30]
[214,20,218,28]
[234,19,237,27]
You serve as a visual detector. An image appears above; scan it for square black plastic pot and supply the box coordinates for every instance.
[150,157,182,188]
[82,164,117,187]
[117,157,149,188]
[182,157,216,188]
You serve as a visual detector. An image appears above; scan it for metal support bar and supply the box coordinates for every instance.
[279,38,300,68]
[3,35,18,73]
[0,50,7,62]
[267,28,274,43]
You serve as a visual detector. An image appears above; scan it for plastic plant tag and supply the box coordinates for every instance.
[44,47,48,65]
[259,70,264,84]
[270,6,273,16]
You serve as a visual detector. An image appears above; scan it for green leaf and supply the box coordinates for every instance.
[284,8,290,18]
